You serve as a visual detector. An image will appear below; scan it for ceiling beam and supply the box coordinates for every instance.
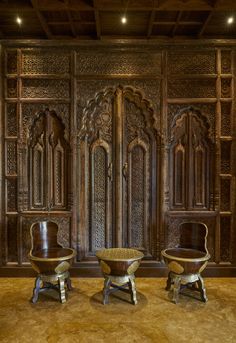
[147,10,156,38]
[93,0,101,39]
[153,21,203,26]
[171,11,182,37]
[30,0,52,39]
[198,0,219,37]
[198,11,213,37]
[64,0,77,37]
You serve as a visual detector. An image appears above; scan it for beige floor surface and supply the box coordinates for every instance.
[0,278,236,343]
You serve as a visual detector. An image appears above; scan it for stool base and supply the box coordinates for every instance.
[166,271,208,304]
[103,274,137,305]
[31,271,73,304]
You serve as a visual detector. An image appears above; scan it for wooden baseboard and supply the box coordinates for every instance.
[0,261,236,277]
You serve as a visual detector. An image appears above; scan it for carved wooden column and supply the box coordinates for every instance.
[114,87,123,247]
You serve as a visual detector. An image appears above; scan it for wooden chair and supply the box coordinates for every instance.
[28,221,76,303]
[161,222,211,303]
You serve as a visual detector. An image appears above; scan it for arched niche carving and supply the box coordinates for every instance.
[77,85,160,259]
[28,109,70,210]
[170,106,214,211]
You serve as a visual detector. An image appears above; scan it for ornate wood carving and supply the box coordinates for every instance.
[167,51,216,74]
[5,103,17,137]
[170,107,213,210]
[221,78,232,98]
[168,79,216,98]
[1,43,235,276]
[221,141,231,174]
[221,102,232,136]
[6,50,17,74]
[221,50,232,74]
[220,216,231,262]
[28,109,70,210]
[21,50,70,75]
[22,79,70,98]
[76,51,162,75]
[78,85,159,258]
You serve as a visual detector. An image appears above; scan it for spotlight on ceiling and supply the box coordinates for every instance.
[16,16,22,25]
[121,16,127,24]
[227,16,234,24]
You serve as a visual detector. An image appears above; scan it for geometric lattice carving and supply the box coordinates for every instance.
[7,79,17,98]
[5,103,17,137]
[22,79,70,98]
[91,146,107,251]
[130,145,145,248]
[167,51,216,74]
[6,141,17,176]
[76,51,161,75]
[220,216,231,262]
[221,102,231,136]
[220,179,231,211]
[168,79,216,98]
[221,141,231,174]
[21,50,70,75]
[221,50,232,74]
[6,178,17,212]
[6,50,17,74]
[221,78,232,98]
[6,216,18,262]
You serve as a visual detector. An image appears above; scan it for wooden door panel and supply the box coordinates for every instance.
[127,142,149,251]
[90,141,112,252]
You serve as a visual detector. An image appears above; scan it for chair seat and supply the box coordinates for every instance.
[31,247,75,261]
[162,248,210,262]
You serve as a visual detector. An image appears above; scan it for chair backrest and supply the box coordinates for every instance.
[179,222,209,254]
[30,221,62,254]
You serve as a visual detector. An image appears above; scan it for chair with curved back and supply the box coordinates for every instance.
[161,222,211,303]
[28,221,76,303]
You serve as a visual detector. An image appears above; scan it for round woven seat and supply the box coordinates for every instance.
[96,248,144,305]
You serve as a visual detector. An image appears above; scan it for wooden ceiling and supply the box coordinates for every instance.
[0,0,236,40]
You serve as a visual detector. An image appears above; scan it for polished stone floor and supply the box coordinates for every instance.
[0,278,236,343]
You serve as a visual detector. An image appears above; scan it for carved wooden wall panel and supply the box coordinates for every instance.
[0,43,235,275]
[78,85,159,258]
[169,107,212,210]
[76,51,162,76]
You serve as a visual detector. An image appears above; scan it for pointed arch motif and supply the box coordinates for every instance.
[28,109,70,210]
[170,106,214,210]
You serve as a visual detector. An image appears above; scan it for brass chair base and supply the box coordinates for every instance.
[31,271,73,304]
[103,274,137,305]
[166,271,208,304]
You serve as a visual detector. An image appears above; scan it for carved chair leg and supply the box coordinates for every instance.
[173,276,181,304]
[66,276,73,291]
[197,275,208,302]
[31,276,41,304]
[103,277,111,305]
[58,277,66,304]
[166,272,172,291]
[128,277,137,305]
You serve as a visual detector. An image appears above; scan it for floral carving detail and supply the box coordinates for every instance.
[76,51,161,75]
[168,79,216,98]
[22,50,70,75]
[167,51,216,74]
[221,50,232,74]
[6,103,17,137]
[22,79,70,99]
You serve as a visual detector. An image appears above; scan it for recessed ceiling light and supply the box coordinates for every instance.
[121,16,127,24]
[16,16,22,25]
[227,16,234,24]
